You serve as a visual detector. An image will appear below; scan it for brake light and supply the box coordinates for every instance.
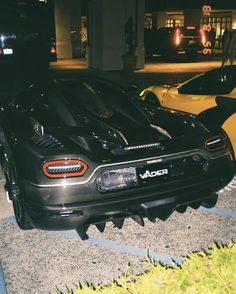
[50,47,56,54]
[174,28,181,46]
[42,159,88,178]
[229,153,234,161]
[200,29,206,45]
[205,136,227,152]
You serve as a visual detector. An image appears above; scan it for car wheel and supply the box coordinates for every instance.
[145,92,161,107]
[9,165,33,230]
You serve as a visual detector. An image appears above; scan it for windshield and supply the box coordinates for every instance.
[31,79,148,128]
[62,80,147,125]
[181,28,201,37]
[178,68,236,95]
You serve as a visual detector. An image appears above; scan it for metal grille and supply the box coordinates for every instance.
[32,134,63,149]
[96,167,138,193]
[95,154,208,194]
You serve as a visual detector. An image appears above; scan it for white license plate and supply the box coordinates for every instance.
[3,48,13,55]
[188,40,196,45]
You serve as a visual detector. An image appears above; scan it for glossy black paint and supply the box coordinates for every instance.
[0,76,234,236]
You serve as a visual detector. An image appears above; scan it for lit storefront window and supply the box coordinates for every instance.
[144,14,153,29]
[200,16,232,48]
[165,19,184,28]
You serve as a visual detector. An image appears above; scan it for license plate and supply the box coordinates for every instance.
[188,40,196,45]
[136,163,169,185]
[3,48,13,55]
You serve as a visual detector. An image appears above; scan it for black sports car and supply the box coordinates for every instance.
[0,76,234,239]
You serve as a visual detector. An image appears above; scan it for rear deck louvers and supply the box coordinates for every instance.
[32,134,64,149]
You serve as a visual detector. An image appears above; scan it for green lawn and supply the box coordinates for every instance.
[58,242,236,294]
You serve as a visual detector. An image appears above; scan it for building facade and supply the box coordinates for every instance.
[145,6,236,49]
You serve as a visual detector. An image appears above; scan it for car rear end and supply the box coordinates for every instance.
[17,131,235,238]
[0,10,17,64]
[0,31,17,63]
[6,78,235,237]
[172,26,206,57]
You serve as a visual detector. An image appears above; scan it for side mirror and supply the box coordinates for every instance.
[216,96,236,109]
[197,96,236,130]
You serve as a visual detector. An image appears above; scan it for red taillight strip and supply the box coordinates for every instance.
[228,153,234,161]
[200,29,206,45]
[175,28,181,46]
[50,47,56,54]
[42,159,88,178]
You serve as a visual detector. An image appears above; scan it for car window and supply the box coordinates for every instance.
[67,81,114,118]
[10,86,39,112]
[32,86,77,127]
[62,80,147,126]
[178,69,236,95]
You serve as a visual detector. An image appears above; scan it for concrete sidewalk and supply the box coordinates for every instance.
[49,57,222,89]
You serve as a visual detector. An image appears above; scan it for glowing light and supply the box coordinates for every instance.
[202,5,211,16]
[175,28,181,46]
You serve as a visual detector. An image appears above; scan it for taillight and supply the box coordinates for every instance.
[174,28,181,46]
[42,159,88,178]
[228,153,234,161]
[205,136,227,152]
[200,29,206,45]
[50,47,56,54]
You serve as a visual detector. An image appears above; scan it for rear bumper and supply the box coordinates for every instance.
[176,48,204,56]
[24,172,232,231]
[17,150,234,232]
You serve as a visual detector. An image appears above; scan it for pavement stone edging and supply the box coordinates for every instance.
[0,263,7,294]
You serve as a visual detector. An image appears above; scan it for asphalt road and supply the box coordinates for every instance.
[0,58,235,294]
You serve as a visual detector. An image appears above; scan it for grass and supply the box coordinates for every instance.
[57,242,236,294]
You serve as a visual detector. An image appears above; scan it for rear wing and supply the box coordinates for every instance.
[197,96,236,129]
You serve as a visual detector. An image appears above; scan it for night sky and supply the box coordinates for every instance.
[146,0,236,11]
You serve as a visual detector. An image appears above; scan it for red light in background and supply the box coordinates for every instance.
[200,29,206,45]
[50,47,56,54]
[174,28,181,46]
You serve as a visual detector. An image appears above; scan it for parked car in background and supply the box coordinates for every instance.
[0,0,56,68]
[144,26,206,59]
[140,65,236,162]
[0,76,234,239]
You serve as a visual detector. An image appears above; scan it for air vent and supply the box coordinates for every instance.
[32,134,64,149]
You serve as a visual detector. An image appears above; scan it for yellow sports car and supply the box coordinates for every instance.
[140,65,236,158]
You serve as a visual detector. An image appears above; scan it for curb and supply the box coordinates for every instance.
[0,263,7,294]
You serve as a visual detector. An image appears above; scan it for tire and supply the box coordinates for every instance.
[9,165,33,230]
[144,92,161,107]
